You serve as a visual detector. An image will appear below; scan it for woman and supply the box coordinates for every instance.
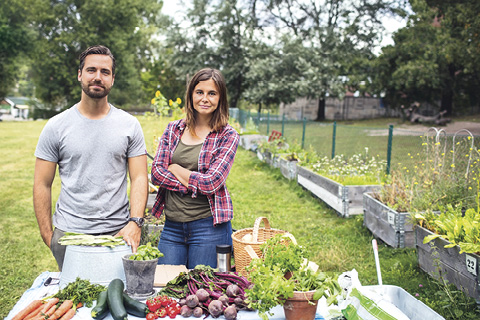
[150,68,239,269]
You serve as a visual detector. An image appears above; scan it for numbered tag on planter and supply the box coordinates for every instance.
[387,211,395,225]
[466,254,477,276]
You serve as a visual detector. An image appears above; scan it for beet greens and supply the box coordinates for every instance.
[158,265,253,317]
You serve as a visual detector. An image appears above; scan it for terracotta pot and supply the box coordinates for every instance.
[283,290,318,320]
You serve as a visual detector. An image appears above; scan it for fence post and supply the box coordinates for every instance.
[266,110,270,135]
[281,114,285,137]
[331,121,337,159]
[301,118,306,149]
[386,125,394,175]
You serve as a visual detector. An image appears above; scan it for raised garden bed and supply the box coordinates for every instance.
[416,225,480,301]
[239,134,267,152]
[279,158,298,180]
[363,193,415,248]
[297,166,380,218]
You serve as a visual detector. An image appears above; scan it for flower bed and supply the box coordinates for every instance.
[363,192,415,248]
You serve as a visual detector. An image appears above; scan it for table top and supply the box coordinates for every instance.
[5,271,326,320]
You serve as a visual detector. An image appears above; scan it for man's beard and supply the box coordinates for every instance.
[81,81,112,99]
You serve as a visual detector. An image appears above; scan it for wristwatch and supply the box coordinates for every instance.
[128,217,145,228]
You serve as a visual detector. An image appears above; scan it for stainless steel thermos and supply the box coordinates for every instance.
[216,244,232,272]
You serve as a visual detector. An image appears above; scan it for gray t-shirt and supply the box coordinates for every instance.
[34,104,146,233]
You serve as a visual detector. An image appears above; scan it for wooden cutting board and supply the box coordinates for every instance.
[154,264,188,287]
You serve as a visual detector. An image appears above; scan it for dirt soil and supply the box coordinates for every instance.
[395,120,480,136]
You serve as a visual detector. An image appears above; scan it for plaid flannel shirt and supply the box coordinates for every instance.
[150,119,239,225]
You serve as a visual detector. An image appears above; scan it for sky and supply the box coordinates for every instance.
[160,1,407,49]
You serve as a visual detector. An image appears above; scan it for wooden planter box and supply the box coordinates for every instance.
[416,226,480,301]
[296,166,380,218]
[239,134,267,151]
[257,150,280,168]
[279,158,298,180]
[363,193,415,248]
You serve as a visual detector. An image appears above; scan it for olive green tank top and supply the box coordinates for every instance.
[164,140,211,222]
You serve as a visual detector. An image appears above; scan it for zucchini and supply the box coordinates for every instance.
[123,293,148,317]
[107,279,128,320]
[91,290,109,320]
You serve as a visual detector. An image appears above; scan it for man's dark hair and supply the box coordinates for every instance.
[78,45,116,75]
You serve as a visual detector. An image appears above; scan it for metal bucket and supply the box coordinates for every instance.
[60,245,132,288]
[364,285,445,320]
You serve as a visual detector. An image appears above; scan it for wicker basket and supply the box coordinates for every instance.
[232,217,292,277]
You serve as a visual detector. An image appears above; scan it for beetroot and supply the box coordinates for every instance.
[226,284,240,297]
[218,294,229,306]
[208,300,224,317]
[195,288,210,302]
[178,298,187,306]
[180,305,193,317]
[186,294,200,308]
[192,307,203,318]
[223,305,237,320]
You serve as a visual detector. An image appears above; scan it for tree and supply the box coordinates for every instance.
[163,0,250,109]
[369,0,480,115]
[29,0,163,109]
[0,0,35,99]
[252,0,408,120]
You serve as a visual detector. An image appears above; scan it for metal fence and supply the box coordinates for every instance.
[230,108,480,174]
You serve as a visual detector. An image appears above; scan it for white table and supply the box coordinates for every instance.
[5,272,326,320]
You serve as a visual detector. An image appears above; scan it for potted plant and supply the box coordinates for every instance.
[244,234,340,320]
[122,242,164,299]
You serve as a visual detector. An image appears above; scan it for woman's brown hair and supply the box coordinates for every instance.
[185,68,229,137]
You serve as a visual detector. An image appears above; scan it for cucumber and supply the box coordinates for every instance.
[91,290,109,320]
[107,279,128,320]
[123,293,148,317]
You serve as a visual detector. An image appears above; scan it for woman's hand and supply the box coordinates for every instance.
[168,163,192,187]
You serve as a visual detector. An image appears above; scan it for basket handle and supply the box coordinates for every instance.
[283,233,298,245]
[245,245,259,259]
[252,217,271,242]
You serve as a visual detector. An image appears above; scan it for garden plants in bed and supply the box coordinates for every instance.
[297,148,385,217]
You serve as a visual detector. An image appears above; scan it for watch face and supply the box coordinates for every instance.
[130,217,144,227]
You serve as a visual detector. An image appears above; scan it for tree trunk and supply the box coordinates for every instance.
[316,98,325,121]
[440,64,455,116]
[257,102,262,114]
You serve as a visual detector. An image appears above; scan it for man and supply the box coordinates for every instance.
[33,45,148,270]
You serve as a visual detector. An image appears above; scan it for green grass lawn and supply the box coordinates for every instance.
[1,117,479,319]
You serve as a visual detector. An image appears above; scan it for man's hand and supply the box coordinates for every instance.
[116,222,141,253]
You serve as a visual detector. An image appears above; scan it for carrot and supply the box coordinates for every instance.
[11,300,43,320]
[33,298,59,320]
[23,305,43,320]
[43,305,58,319]
[75,302,83,309]
[58,308,76,320]
[48,300,73,320]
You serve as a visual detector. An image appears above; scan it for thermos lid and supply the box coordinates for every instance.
[216,244,232,254]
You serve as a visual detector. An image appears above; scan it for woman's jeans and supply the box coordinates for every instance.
[157,216,232,269]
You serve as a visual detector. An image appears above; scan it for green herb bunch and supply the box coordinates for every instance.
[245,234,340,320]
[52,277,106,307]
[260,234,306,274]
[129,242,164,261]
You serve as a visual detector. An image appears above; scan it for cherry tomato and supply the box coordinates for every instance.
[147,299,157,312]
[161,297,171,307]
[167,308,177,319]
[146,312,156,320]
[156,308,167,318]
